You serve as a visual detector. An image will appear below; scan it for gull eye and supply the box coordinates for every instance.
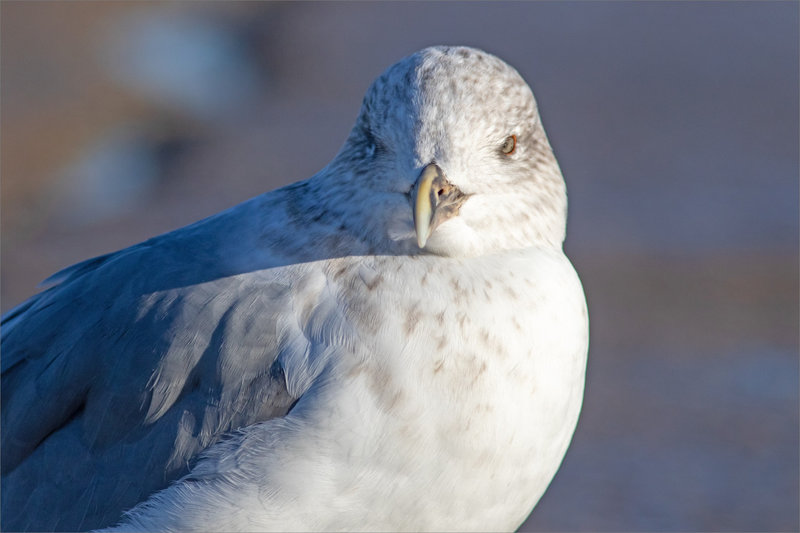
[500,135,517,155]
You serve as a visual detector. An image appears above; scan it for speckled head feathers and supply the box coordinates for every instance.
[322,46,569,256]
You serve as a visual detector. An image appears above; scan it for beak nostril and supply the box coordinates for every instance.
[412,162,466,249]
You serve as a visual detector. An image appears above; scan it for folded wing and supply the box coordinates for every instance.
[0,230,333,531]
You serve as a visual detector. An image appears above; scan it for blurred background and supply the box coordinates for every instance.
[1,1,797,531]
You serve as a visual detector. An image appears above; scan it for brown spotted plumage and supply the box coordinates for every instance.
[1,46,587,532]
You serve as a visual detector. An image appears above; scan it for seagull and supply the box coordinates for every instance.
[1,46,588,532]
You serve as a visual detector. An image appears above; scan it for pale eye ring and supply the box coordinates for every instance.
[501,134,517,155]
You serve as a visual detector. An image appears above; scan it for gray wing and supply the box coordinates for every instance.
[0,229,318,531]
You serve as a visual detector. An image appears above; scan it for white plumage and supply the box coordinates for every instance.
[1,46,588,532]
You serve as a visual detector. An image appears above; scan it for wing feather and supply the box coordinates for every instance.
[0,226,325,531]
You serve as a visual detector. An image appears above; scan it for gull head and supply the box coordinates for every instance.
[323,46,568,257]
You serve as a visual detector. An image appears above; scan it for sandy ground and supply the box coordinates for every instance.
[2,2,798,531]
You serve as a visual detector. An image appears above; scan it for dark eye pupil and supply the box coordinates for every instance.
[502,135,516,155]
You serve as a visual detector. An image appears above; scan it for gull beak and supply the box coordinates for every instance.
[411,163,468,249]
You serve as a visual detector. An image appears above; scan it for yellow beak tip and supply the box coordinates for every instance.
[413,164,439,250]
